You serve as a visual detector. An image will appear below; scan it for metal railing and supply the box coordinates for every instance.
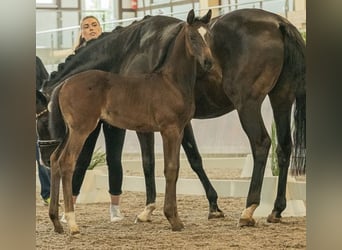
[36,0,301,71]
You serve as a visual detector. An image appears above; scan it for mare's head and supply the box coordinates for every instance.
[184,9,213,72]
[36,90,58,167]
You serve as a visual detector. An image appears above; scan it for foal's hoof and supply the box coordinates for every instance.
[208,208,225,219]
[267,211,281,223]
[69,225,80,235]
[54,225,64,234]
[53,220,64,234]
[171,222,185,231]
[238,217,256,227]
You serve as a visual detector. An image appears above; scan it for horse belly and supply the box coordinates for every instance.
[102,95,189,133]
[101,99,160,132]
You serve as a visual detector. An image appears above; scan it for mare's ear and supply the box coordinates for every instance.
[200,9,212,24]
[187,9,195,25]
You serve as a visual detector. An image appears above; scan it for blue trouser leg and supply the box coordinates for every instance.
[36,143,50,200]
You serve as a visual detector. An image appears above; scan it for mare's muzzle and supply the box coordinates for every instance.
[38,139,60,167]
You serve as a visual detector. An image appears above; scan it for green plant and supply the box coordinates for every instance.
[88,147,106,170]
[270,121,279,176]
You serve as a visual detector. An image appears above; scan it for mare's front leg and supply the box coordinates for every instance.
[135,132,156,222]
[49,149,63,233]
[161,129,184,231]
[182,123,224,219]
[237,104,271,227]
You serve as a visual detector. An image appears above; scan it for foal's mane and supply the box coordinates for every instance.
[149,22,184,72]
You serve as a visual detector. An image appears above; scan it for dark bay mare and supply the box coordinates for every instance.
[36,56,59,166]
[36,90,59,165]
[42,8,305,228]
[194,9,306,226]
[48,9,213,234]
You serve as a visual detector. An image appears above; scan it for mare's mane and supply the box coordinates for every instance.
[36,56,49,90]
[43,14,183,94]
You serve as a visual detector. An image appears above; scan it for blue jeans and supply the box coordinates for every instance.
[36,142,50,200]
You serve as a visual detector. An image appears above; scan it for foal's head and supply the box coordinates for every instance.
[184,9,213,72]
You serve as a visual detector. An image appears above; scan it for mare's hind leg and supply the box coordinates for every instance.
[267,87,295,222]
[135,132,156,222]
[182,123,224,219]
[236,104,271,227]
[49,149,63,233]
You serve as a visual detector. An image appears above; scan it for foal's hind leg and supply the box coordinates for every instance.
[267,88,295,222]
[49,150,63,233]
[135,132,157,222]
[182,123,224,219]
[236,104,271,227]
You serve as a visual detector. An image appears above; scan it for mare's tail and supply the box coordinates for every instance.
[48,84,67,154]
[278,21,306,175]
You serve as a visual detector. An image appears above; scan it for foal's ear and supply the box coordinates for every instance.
[187,9,195,25]
[200,9,212,24]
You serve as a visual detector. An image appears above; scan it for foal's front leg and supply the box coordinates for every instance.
[61,161,79,235]
[59,138,87,235]
[161,129,184,231]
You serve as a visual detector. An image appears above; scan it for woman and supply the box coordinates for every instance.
[56,16,124,222]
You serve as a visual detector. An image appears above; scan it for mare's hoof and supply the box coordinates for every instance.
[238,217,256,227]
[267,211,281,223]
[135,203,156,223]
[208,208,225,219]
[134,215,152,223]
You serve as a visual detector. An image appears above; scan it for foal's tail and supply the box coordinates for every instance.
[279,21,306,175]
[48,84,67,148]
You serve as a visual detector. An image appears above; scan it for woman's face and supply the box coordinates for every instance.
[81,17,102,42]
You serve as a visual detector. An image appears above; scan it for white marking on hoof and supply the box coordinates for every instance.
[240,204,258,220]
[135,203,156,223]
[65,212,80,234]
